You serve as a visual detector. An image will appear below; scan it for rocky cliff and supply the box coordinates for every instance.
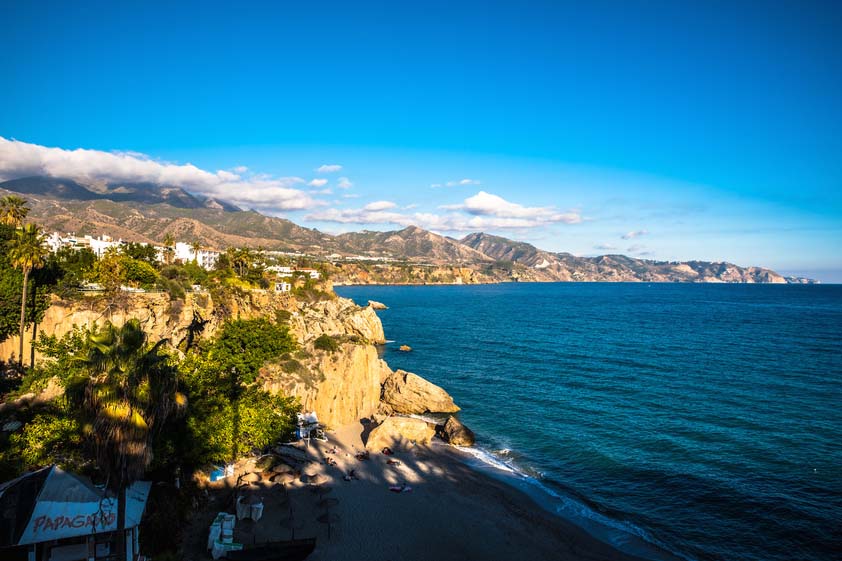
[260,343,391,428]
[0,291,384,365]
[1,289,458,436]
[288,298,385,345]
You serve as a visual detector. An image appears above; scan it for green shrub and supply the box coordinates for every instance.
[314,334,340,353]
[210,318,296,384]
[7,410,85,471]
[122,258,158,286]
[274,309,293,324]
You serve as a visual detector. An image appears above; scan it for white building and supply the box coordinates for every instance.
[157,242,220,270]
[274,281,292,293]
[295,268,321,280]
[266,265,293,277]
[44,233,122,258]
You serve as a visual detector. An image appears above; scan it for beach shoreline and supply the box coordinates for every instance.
[194,422,672,561]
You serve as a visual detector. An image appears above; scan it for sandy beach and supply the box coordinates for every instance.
[187,422,652,561]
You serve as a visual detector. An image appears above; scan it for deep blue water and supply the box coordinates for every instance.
[336,283,842,561]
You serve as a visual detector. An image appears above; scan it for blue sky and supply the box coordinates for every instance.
[1,1,840,280]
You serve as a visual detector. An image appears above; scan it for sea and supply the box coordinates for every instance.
[335,283,842,561]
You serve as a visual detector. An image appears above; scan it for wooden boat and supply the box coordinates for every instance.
[225,537,316,561]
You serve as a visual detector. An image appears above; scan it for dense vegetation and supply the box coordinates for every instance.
[0,315,301,559]
[1,316,300,478]
[0,195,328,559]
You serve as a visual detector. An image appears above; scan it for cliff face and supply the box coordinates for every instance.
[288,298,385,345]
[0,291,384,364]
[2,289,459,436]
[260,343,392,428]
[1,292,218,364]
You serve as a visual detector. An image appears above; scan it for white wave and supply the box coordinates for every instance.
[451,442,695,561]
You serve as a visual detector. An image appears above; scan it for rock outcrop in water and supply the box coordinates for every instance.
[437,416,476,447]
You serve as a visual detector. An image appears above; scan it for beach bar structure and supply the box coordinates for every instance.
[0,466,151,561]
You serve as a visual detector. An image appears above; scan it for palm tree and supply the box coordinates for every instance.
[8,223,49,367]
[0,195,29,228]
[69,320,185,561]
[162,233,175,265]
[190,240,202,265]
[231,248,252,277]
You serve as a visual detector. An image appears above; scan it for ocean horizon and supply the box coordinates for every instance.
[337,283,842,561]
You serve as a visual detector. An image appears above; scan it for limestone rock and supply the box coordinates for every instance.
[398,345,412,352]
[381,370,460,414]
[0,377,65,415]
[0,290,300,364]
[365,416,435,451]
[260,343,392,428]
[437,416,475,446]
[288,298,386,344]
[367,300,388,310]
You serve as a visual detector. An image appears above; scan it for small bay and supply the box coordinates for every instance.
[337,283,842,561]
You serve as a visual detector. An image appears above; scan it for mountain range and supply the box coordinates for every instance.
[0,176,816,284]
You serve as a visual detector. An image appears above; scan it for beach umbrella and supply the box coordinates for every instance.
[242,472,261,483]
[305,472,323,484]
[271,472,296,484]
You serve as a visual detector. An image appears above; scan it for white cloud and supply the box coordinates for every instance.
[307,205,575,232]
[342,193,361,199]
[315,164,343,174]
[627,244,646,253]
[0,136,319,212]
[403,203,418,210]
[233,165,248,173]
[622,229,649,240]
[363,200,397,211]
[337,177,353,189]
[595,243,617,250]
[308,178,328,188]
[432,178,481,188]
[442,191,582,225]
[307,192,583,232]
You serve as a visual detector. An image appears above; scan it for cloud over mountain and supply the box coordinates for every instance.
[442,191,582,226]
[308,191,583,232]
[0,136,319,212]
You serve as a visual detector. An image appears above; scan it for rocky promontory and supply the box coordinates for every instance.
[1,286,469,449]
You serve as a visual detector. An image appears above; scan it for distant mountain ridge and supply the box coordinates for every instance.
[0,176,242,211]
[336,226,492,263]
[0,175,816,284]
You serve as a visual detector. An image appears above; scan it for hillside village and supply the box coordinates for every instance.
[40,231,328,295]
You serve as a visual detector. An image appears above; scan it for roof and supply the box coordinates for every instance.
[0,466,151,547]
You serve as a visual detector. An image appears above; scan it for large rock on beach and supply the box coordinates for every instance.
[381,370,460,414]
[437,416,475,447]
[365,416,436,451]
